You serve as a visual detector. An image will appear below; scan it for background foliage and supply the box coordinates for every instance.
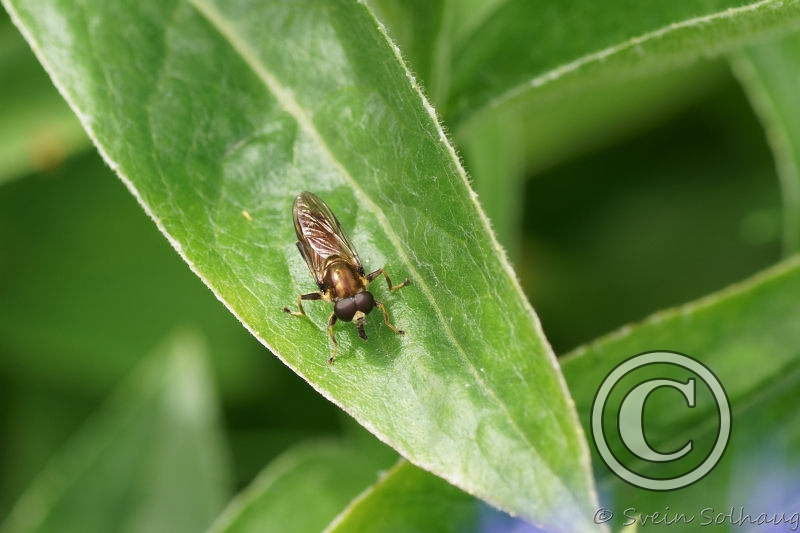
[1,1,799,532]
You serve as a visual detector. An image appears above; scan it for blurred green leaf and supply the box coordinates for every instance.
[325,460,478,533]
[0,381,96,518]
[457,58,729,176]
[0,11,88,183]
[207,439,396,533]
[456,62,729,253]
[3,0,599,530]
[732,32,800,256]
[1,331,232,533]
[518,79,782,353]
[445,0,800,127]
[561,256,800,531]
[0,152,267,402]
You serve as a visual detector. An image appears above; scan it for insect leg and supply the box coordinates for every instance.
[282,292,322,316]
[366,268,411,292]
[327,313,339,365]
[375,300,405,336]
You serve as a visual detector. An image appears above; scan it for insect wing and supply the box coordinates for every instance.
[292,192,362,286]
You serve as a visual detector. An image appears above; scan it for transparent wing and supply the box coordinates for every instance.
[292,191,362,287]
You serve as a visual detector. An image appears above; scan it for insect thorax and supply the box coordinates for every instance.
[324,259,366,300]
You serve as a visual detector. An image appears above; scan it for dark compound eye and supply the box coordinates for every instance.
[354,291,375,314]
[334,298,356,321]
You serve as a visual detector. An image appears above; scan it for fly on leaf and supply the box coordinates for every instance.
[282,191,410,364]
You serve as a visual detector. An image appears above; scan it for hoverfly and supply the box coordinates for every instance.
[282,191,410,364]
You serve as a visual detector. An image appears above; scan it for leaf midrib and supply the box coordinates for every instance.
[185,0,586,516]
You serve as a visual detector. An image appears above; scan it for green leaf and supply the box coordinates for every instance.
[560,256,800,531]
[0,11,89,183]
[325,460,478,533]
[445,0,800,127]
[207,439,396,533]
[0,330,232,533]
[3,0,599,530]
[732,31,800,256]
